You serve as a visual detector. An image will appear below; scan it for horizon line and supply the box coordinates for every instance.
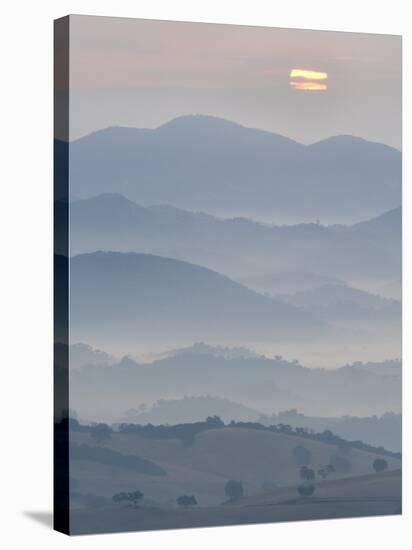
[59,113,401,151]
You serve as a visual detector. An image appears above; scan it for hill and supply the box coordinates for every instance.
[120,396,263,425]
[67,115,401,223]
[67,419,401,534]
[259,410,401,453]
[70,469,401,534]
[70,350,401,421]
[275,284,401,329]
[68,251,323,346]
[67,194,401,288]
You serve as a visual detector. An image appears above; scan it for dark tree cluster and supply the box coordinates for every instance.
[300,466,315,481]
[113,490,144,508]
[373,458,388,473]
[317,464,335,479]
[177,495,198,508]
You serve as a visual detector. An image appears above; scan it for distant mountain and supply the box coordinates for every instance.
[67,115,401,223]
[70,351,401,421]
[68,251,323,345]
[55,342,116,369]
[162,342,260,360]
[276,284,401,325]
[67,194,401,286]
[119,396,401,452]
[241,272,345,296]
[121,396,263,425]
[341,359,401,378]
[259,410,401,453]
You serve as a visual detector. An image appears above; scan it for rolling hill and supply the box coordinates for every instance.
[69,349,401,421]
[67,115,401,223]
[66,194,401,288]
[68,422,401,534]
[70,469,401,534]
[275,284,401,325]
[68,251,324,345]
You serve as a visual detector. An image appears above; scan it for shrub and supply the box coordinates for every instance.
[373,458,388,473]
[300,466,315,481]
[113,490,144,508]
[177,495,197,508]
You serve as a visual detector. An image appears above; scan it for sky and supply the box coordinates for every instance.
[67,15,402,148]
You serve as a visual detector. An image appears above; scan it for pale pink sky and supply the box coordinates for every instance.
[67,15,402,148]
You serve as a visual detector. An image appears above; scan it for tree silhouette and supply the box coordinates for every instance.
[300,466,315,481]
[112,490,144,508]
[177,495,198,508]
[373,458,388,473]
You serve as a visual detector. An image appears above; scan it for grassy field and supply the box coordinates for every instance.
[69,469,401,535]
[69,426,401,509]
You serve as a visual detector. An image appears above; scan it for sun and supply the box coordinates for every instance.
[289,68,328,91]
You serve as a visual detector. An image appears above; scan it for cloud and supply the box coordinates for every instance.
[289,81,327,91]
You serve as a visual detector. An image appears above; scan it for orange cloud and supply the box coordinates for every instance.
[289,69,328,80]
[289,81,327,91]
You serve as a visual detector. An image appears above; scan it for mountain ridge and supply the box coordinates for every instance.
[67,115,401,223]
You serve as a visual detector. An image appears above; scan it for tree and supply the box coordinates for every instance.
[90,423,111,443]
[292,445,312,466]
[112,490,144,508]
[205,415,224,428]
[373,458,388,473]
[300,466,315,482]
[297,484,316,497]
[177,495,197,508]
[225,480,244,500]
[318,468,328,480]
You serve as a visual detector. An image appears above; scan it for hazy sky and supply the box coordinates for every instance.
[68,15,402,148]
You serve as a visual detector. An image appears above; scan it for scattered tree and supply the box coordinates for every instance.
[112,490,144,508]
[177,495,198,508]
[373,458,388,473]
[293,445,312,466]
[225,480,244,501]
[205,415,225,428]
[300,466,315,482]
